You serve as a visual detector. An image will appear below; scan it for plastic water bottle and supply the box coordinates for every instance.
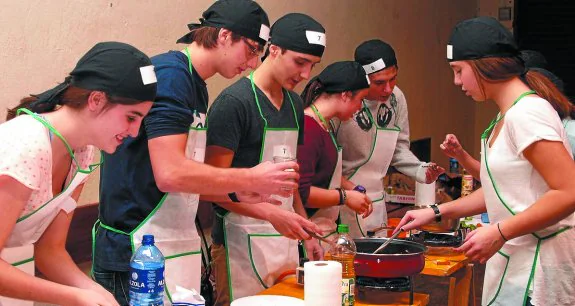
[324,224,357,306]
[129,234,165,306]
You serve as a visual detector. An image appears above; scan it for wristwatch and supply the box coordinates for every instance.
[353,185,367,194]
[428,204,442,222]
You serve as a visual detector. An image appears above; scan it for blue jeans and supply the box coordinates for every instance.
[92,264,130,306]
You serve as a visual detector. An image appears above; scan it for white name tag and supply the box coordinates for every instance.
[366,75,371,85]
[447,45,453,60]
[139,65,157,85]
[259,24,270,42]
[362,58,386,74]
[305,31,326,46]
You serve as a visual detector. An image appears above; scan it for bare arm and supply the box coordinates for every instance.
[341,177,356,191]
[396,188,486,232]
[148,135,298,195]
[0,176,114,305]
[440,134,481,179]
[35,210,117,305]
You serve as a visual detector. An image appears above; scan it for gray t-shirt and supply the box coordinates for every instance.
[207,77,305,245]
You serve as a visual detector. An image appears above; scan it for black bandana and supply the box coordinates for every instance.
[354,39,397,75]
[176,0,270,46]
[269,13,326,57]
[316,61,370,93]
[30,41,157,110]
[447,16,519,62]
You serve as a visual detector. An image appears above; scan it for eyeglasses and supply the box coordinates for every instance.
[242,38,261,59]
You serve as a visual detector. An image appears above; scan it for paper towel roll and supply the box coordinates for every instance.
[304,261,342,306]
[415,181,436,206]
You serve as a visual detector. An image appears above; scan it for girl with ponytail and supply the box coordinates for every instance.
[397,17,575,306]
[0,42,156,305]
[297,61,373,242]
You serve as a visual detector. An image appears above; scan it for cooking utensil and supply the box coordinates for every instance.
[366,224,393,237]
[304,230,355,253]
[372,229,403,254]
[354,238,427,278]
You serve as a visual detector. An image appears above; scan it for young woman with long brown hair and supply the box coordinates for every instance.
[396,17,575,305]
[0,42,157,306]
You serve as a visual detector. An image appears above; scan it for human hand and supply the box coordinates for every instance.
[236,191,281,205]
[303,239,324,261]
[454,225,505,264]
[267,208,322,240]
[345,190,373,218]
[424,163,445,183]
[65,288,119,306]
[250,161,300,197]
[440,134,466,159]
[393,207,436,234]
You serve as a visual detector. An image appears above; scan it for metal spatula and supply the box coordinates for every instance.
[372,228,404,254]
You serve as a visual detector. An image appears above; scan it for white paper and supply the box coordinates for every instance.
[305,30,326,46]
[362,58,386,74]
[139,65,157,85]
[447,45,453,60]
[259,24,270,42]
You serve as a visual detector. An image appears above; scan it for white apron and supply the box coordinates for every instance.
[480,91,575,306]
[94,48,204,304]
[0,110,97,306]
[308,105,342,244]
[221,72,300,301]
[340,98,400,238]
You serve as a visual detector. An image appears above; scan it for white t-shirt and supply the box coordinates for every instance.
[481,96,575,306]
[482,96,574,225]
[0,115,95,218]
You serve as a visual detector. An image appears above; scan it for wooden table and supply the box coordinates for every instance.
[421,252,475,306]
[259,277,430,306]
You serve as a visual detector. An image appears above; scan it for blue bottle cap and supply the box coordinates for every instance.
[142,234,155,245]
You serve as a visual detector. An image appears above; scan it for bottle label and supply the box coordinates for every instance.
[341,278,355,306]
[129,267,165,296]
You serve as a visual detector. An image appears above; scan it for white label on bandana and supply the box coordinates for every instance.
[362,58,386,74]
[305,31,326,46]
[366,75,371,85]
[140,65,157,85]
[447,45,453,60]
[259,24,270,42]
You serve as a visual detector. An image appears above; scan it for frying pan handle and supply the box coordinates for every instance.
[367,224,391,237]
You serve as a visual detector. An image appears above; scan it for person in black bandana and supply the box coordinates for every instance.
[397,16,575,306]
[336,39,445,239]
[205,12,325,304]
[94,1,301,305]
[297,61,373,242]
[1,42,156,306]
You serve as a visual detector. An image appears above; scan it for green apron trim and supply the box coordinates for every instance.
[222,216,235,301]
[184,47,209,128]
[247,233,283,289]
[354,197,385,237]
[486,250,510,306]
[310,104,340,150]
[524,241,542,306]
[482,90,570,240]
[11,257,34,267]
[16,108,103,173]
[249,71,299,162]
[347,99,399,180]
[482,90,570,304]
[15,109,101,222]
[164,251,202,260]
